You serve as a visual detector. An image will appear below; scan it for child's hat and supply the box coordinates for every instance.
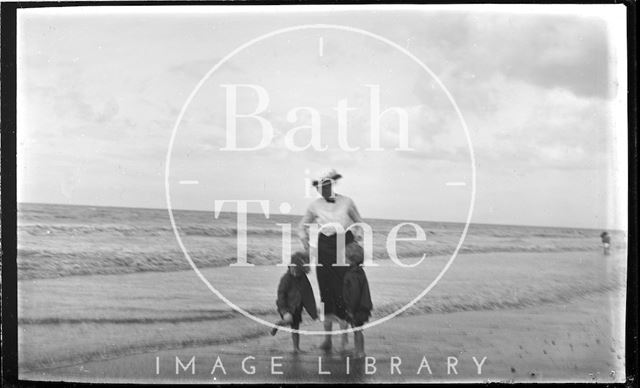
[290,251,309,267]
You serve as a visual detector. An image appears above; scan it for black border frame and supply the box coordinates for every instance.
[1,1,637,387]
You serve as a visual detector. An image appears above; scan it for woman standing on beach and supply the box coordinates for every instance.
[298,169,365,351]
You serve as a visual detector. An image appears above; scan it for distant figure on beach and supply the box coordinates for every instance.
[271,251,318,353]
[299,169,365,351]
[343,242,372,358]
[600,231,611,255]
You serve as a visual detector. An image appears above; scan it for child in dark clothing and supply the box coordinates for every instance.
[343,242,372,358]
[271,251,318,353]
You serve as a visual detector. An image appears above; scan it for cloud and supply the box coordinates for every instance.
[166,57,244,81]
[51,92,121,125]
[454,75,613,171]
[392,13,614,99]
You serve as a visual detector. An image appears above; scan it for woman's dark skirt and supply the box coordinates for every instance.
[316,231,354,320]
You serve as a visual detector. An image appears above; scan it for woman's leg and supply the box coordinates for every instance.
[291,322,300,352]
[339,318,348,350]
[320,314,334,349]
[318,232,353,351]
[318,234,338,350]
[354,330,364,357]
[334,232,353,336]
[320,314,349,350]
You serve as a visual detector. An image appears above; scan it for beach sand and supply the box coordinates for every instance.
[19,250,626,383]
[24,287,624,383]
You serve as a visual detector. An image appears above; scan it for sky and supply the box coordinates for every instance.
[17,5,627,230]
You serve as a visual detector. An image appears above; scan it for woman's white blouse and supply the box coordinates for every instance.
[298,194,364,241]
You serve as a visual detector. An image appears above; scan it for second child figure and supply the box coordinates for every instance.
[271,251,318,353]
[343,242,373,358]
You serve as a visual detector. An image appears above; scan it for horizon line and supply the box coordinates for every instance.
[16,201,622,232]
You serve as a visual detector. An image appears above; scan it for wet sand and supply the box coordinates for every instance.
[24,286,625,383]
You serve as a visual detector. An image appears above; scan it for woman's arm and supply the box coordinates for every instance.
[348,199,364,224]
[347,198,365,241]
[297,206,316,250]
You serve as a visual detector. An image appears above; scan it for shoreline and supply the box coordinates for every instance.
[17,246,623,281]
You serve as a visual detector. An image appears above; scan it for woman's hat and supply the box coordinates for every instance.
[312,169,343,187]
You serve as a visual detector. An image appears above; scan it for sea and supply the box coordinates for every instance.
[17,202,617,280]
